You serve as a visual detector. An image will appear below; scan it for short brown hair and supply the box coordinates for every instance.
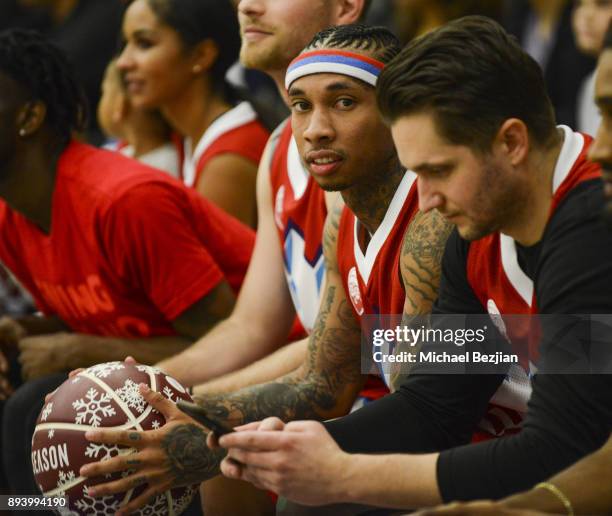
[377,16,556,153]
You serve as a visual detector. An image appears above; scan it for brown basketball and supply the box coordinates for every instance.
[32,361,198,515]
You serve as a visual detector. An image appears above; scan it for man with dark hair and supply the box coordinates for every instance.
[403,20,612,516]
[0,28,254,495]
[215,16,612,510]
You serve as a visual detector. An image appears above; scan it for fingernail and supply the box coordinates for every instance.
[87,487,97,496]
[84,431,98,440]
[140,383,150,393]
[79,466,89,476]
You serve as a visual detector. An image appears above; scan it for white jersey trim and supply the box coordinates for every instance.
[500,125,584,306]
[552,125,584,193]
[353,170,417,284]
[500,234,534,306]
[287,136,309,200]
[182,101,257,187]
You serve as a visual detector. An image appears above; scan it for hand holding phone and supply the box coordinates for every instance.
[176,400,234,436]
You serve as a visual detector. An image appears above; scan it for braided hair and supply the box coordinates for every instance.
[0,29,87,144]
[304,24,401,65]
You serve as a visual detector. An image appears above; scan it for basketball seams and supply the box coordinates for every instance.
[80,371,143,431]
[166,490,175,516]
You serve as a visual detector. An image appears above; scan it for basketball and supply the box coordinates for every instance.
[31,362,198,515]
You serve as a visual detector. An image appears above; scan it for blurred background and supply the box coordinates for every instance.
[0,0,605,143]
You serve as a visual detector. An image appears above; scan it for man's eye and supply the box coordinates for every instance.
[291,101,310,112]
[336,98,355,109]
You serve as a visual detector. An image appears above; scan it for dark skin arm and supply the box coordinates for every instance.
[16,280,236,380]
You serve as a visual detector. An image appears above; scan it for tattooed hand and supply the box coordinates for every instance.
[79,384,224,515]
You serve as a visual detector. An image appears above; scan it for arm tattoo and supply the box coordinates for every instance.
[390,210,453,390]
[401,210,453,313]
[194,203,362,427]
[161,424,225,484]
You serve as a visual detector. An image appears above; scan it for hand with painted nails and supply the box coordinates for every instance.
[79,383,224,515]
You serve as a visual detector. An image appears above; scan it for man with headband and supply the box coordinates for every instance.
[219,16,612,513]
[77,25,458,515]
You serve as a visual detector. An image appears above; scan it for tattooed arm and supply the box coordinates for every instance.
[79,203,365,501]
[390,209,453,390]
[80,385,226,514]
[194,199,365,427]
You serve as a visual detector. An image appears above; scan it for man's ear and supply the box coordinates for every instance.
[494,118,530,167]
[333,0,366,25]
[16,100,47,137]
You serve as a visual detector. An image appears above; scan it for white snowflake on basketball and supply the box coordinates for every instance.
[75,486,121,515]
[174,486,197,514]
[86,361,125,379]
[41,402,53,421]
[84,442,124,462]
[55,469,76,497]
[151,420,161,429]
[133,493,168,516]
[57,507,80,516]
[47,429,54,439]
[136,364,164,375]
[72,387,116,427]
[162,386,177,402]
[115,379,147,413]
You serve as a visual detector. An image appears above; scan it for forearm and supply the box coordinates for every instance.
[437,374,612,502]
[64,334,192,370]
[193,338,308,395]
[338,452,441,509]
[157,316,285,387]
[16,315,67,336]
[193,337,361,428]
[193,372,339,428]
[503,433,612,515]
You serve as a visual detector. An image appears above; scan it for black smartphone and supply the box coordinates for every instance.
[176,400,234,436]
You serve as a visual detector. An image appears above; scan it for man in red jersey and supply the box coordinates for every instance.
[78,25,453,516]
[158,0,371,391]
[216,16,612,513]
[0,29,254,496]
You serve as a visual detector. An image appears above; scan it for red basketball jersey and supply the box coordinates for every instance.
[466,126,601,435]
[337,171,420,386]
[182,101,269,188]
[269,120,327,334]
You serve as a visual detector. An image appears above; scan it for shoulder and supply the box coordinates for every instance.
[401,209,454,263]
[537,178,612,312]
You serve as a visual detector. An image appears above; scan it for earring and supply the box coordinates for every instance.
[19,128,26,137]
[192,64,202,74]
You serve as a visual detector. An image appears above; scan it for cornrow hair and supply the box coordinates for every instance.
[0,28,88,144]
[305,24,401,64]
